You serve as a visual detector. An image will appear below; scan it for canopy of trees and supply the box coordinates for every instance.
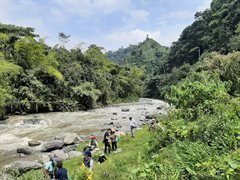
[107,38,169,74]
[0,24,145,117]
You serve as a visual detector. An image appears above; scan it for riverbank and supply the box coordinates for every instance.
[0,98,169,169]
[12,126,153,180]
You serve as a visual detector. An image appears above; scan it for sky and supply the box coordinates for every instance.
[0,0,212,51]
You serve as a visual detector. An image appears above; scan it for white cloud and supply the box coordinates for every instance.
[197,0,211,11]
[51,0,131,18]
[123,9,150,27]
[107,29,161,48]
[0,0,50,37]
[50,8,68,24]
[158,23,188,46]
[167,11,194,19]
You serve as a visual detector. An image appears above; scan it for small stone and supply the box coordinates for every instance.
[28,141,41,147]
[121,108,129,112]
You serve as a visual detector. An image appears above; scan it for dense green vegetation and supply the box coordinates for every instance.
[107,37,169,74]
[0,24,145,118]
[140,0,240,179]
[145,0,240,99]
[2,0,240,179]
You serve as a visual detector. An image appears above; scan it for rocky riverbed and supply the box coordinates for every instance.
[0,98,169,169]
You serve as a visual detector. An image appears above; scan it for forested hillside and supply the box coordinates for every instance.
[1,0,240,179]
[0,24,145,118]
[107,38,169,74]
[145,0,240,99]
[135,0,240,179]
[95,0,240,179]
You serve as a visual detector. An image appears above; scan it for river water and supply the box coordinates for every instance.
[0,98,169,168]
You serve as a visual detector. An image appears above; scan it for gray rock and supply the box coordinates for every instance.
[17,147,33,155]
[38,154,50,164]
[68,151,83,158]
[62,144,77,153]
[9,161,42,173]
[41,140,64,152]
[28,141,41,147]
[121,108,129,112]
[63,133,80,145]
[23,119,40,125]
[51,150,68,161]
[113,112,117,115]
[111,117,117,120]
[145,114,156,119]
[54,135,65,141]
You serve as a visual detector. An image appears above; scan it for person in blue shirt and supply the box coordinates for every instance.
[44,158,54,179]
[55,161,68,180]
[83,150,94,172]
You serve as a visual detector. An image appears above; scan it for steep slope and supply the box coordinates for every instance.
[107,44,137,65]
[167,0,240,70]
[107,38,169,74]
[146,0,240,99]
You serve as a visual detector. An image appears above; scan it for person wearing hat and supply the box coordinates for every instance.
[83,150,94,172]
[89,135,98,149]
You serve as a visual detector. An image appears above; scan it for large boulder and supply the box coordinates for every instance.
[63,133,80,145]
[38,154,50,164]
[41,140,64,152]
[17,147,33,155]
[51,150,68,161]
[68,151,83,158]
[28,141,41,147]
[7,161,42,173]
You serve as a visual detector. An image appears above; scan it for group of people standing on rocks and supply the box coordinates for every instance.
[43,116,143,180]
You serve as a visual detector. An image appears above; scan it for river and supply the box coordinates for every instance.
[0,98,169,169]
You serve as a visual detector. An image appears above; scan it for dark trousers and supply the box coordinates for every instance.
[131,126,136,138]
[104,142,111,154]
[112,142,117,151]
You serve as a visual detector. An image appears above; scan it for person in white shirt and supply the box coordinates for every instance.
[129,117,137,138]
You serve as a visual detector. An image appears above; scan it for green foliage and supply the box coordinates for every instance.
[17,170,48,180]
[166,0,240,70]
[141,51,240,179]
[167,72,229,120]
[145,63,192,99]
[0,53,21,115]
[47,66,64,81]
[0,23,143,115]
[72,82,101,109]
[107,38,169,74]
[107,45,137,64]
